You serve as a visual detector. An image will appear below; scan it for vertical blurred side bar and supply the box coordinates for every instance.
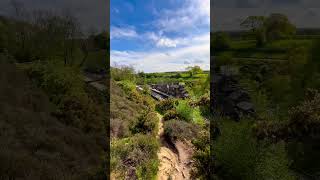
[210,0,216,179]
[106,0,111,179]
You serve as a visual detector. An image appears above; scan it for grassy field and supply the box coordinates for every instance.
[215,39,314,60]
[138,71,209,85]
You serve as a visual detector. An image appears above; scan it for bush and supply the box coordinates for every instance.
[111,134,159,179]
[164,120,199,142]
[176,100,193,122]
[214,119,294,179]
[130,111,159,135]
[191,130,214,179]
[163,109,180,121]
[111,66,135,81]
[155,99,176,114]
[254,89,320,140]
[117,80,136,94]
[27,61,104,133]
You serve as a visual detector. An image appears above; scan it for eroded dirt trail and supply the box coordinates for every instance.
[156,114,193,180]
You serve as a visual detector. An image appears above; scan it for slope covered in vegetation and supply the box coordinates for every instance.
[211,13,320,179]
[0,62,106,179]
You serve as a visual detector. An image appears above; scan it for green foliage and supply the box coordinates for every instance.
[163,109,180,121]
[175,100,193,122]
[265,13,296,41]
[130,111,159,136]
[111,66,136,82]
[155,99,176,114]
[27,61,104,133]
[214,119,294,179]
[164,120,199,142]
[191,130,214,179]
[111,134,159,179]
[186,65,203,77]
[117,80,136,94]
[212,32,231,52]
[288,89,320,137]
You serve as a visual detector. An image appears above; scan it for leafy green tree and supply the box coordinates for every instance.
[186,65,203,77]
[265,13,296,41]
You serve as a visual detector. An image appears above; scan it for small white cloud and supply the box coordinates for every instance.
[110,26,138,39]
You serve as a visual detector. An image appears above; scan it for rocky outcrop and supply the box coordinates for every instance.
[212,66,255,120]
[151,83,189,99]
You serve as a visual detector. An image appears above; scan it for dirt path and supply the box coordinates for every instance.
[156,114,193,180]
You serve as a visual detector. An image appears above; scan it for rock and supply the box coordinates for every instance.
[236,102,254,112]
[211,71,255,120]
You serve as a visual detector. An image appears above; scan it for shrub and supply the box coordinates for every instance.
[164,120,199,142]
[155,99,176,114]
[163,109,180,121]
[214,119,294,179]
[176,100,193,122]
[254,89,320,140]
[117,80,136,94]
[130,111,159,135]
[27,61,105,133]
[111,66,135,82]
[190,94,210,107]
[191,130,214,179]
[111,134,159,179]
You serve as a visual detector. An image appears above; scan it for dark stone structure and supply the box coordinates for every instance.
[211,60,255,120]
[150,83,189,99]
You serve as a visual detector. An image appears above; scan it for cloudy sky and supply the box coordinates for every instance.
[212,0,320,31]
[0,0,108,32]
[110,0,210,73]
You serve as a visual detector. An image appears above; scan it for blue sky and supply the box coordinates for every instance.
[110,0,210,73]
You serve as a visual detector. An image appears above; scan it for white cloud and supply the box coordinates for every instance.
[110,26,138,39]
[156,0,210,33]
[111,33,210,73]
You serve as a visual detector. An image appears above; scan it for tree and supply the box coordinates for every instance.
[241,16,267,47]
[264,13,296,41]
[186,66,203,77]
[212,32,231,52]
[240,16,266,33]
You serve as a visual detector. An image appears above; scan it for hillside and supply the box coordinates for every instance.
[0,63,105,179]
[110,80,145,138]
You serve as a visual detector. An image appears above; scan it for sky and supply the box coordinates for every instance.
[110,0,210,73]
[0,0,108,32]
[212,0,320,31]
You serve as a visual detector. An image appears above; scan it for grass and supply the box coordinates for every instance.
[215,39,314,60]
[140,71,209,85]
